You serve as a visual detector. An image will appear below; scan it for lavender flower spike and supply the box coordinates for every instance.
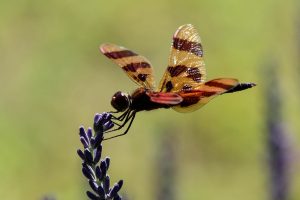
[77,112,123,200]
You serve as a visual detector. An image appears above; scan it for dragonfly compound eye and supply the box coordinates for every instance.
[111,91,130,112]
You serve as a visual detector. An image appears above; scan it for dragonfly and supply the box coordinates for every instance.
[100,24,255,140]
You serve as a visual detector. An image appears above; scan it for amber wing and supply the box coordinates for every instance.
[100,43,155,90]
[154,24,239,112]
[158,24,206,93]
[173,78,239,112]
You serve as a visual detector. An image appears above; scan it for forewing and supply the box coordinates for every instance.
[173,78,239,112]
[100,43,155,89]
[158,24,206,93]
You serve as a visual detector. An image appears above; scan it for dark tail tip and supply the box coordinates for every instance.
[224,82,256,94]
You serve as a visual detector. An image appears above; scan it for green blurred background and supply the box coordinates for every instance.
[1,0,299,199]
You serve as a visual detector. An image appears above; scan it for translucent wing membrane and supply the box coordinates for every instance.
[158,24,206,93]
[100,24,255,139]
[100,43,155,89]
[173,78,239,112]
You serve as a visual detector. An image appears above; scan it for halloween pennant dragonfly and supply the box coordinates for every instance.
[100,24,255,140]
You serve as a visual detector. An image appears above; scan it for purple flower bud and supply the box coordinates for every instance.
[108,183,121,198]
[97,185,105,198]
[82,167,94,180]
[117,180,123,189]
[82,162,88,170]
[94,125,103,135]
[79,126,89,142]
[93,134,103,148]
[84,149,93,164]
[94,113,102,124]
[103,175,110,193]
[88,180,99,193]
[94,113,105,127]
[93,146,102,164]
[77,149,85,161]
[94,112,113,134]
[80,137,89,148]
[105,157,110,169]
[113,194,122,200]
[90,138,95,147]
[83,165,95,178]
[95,166,103,180]
[103,112,112,121]
[100,160,107,175]
[86,191,99,200]
[87,128,93,139]
[103,121,114,131]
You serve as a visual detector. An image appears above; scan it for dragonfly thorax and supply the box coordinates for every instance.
[111,91,131,112]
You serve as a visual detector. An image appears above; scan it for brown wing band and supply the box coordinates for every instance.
[173,37,203,57]
[123,62,151,72]
[167,65,187,77]
[104,50,137,59]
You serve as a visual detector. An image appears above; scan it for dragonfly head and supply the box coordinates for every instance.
[111,91,131,112]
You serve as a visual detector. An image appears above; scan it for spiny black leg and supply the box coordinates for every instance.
[117,111,129,121]
[111,115,118,120]
[111,109,130,121]
[111,113,121,120]
[110,112,131,126]
[104,112,136,140]
[111,120,121,127]
[108,110,132,132]
[105,110,132,133]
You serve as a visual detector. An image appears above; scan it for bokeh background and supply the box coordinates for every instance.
[1,0,299,199]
